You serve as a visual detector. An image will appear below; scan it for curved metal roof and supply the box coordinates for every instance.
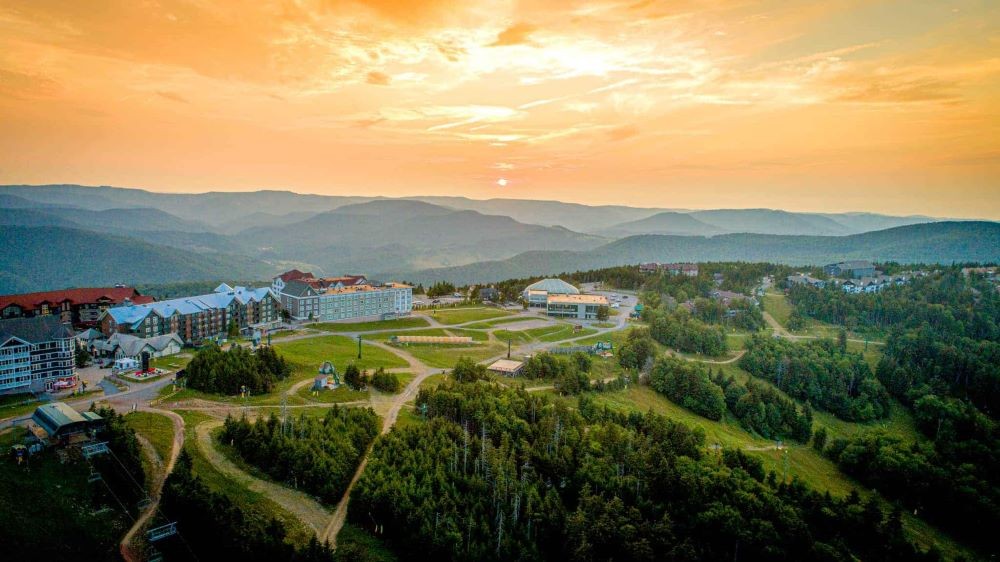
[523,278,579,295]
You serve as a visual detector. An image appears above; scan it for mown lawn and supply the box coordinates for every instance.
[362,328,450,341]
[493,329,534,345]
[423,307,512,325]
[402,342,505,369]
[274,335,408,381]
[526,324,597,343]
[125,410,175,462]
[463,316,536,329]
[312,317,429,332]
[761,291,792,326]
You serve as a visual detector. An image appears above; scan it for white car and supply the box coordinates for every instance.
[611,303,620,308]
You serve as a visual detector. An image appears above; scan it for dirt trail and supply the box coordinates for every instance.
[320,344,438,547]
[194,419,332,534]
[120,408,184,562]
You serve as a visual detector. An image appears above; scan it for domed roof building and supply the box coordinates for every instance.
[523,278,579,306]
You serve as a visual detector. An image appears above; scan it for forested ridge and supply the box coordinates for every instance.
[350,380,941,561]
[786,267,1000,552]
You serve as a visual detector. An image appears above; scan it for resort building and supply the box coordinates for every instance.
[523,278,579,307]
[823,260,876,279]
[0,286,153,327]
[546,294,609,320]
[99,284,279,344]
[89,332,184,362]
[273,270,412,322]
[0,315,76,395]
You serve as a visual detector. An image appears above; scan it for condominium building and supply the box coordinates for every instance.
[99,284,279,344]
[0,315,76,394]
[0,286,154,327]
[274,270,412,322]
[546,294,609,320]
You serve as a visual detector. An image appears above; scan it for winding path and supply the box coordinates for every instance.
[120,408,185,562]
[194,418,333,534]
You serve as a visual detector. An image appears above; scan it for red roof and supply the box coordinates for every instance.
[277,269,313,282]
[0,287,153,311]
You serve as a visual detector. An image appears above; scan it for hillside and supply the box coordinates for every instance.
[239,199,607,273]
[0,226,277,293]
[596,211,724,237]
[396,221,1000,284]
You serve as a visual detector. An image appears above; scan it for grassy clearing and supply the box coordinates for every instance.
[493,329,534,345]
[336,523,398,562]
[423,307,512,325]
[273,335,408,398]
[526,324,598,343]
[312,317,430,332]
[0,393,46,420]
[402,342,505,369]
[176,410,313,546]
[464,316,536,329]
[417,373,449,390]
[296,383,368,404]
[393,407,423,431]
[150,353,193,372]
[442,328,490,342]
[362,328,450,341]
[125,410,175,462]
[762,292,792,327]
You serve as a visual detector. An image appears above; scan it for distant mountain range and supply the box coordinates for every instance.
[395,221,1000,285]
[0,184,993,292]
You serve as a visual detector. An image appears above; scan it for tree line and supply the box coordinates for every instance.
[220,406,380,504]
[159,449,338,561]
[739,334,891,422]
[185,344,292,395]
[644,307,729,356]
[349,380,940,561]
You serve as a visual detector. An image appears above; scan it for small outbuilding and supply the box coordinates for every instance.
[31,402,103,440]
[487,359,525,377]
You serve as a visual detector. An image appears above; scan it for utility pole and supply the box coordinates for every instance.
[507,337,511,359]
[357,334,362,359]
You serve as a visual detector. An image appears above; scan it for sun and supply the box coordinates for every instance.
[496,178,508,187]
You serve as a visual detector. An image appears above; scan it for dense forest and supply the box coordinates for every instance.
[712,373,814,442]
[220,406,380,504]
[784,268,1000,552]
[739,335,891,422]
[349,380,940,561]
[159,449,338,561]
[644,308,729,356]
[648,356,726,420]
[185,344,292,395]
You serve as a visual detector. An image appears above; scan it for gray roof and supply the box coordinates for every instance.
[0,315,74,345]
[106,332,183,356]
[281,280,317,297]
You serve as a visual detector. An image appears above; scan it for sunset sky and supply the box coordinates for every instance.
[0,0,997,218]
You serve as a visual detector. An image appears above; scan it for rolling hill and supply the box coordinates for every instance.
[0,225,278,293]
[596,211,724,237]
[395,221,1000,285]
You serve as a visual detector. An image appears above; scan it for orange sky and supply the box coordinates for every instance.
[0,0,998,218]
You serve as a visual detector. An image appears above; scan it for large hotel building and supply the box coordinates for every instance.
[272,270,412,322]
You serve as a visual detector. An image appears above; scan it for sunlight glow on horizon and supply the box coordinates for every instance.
[0,0,997,218]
